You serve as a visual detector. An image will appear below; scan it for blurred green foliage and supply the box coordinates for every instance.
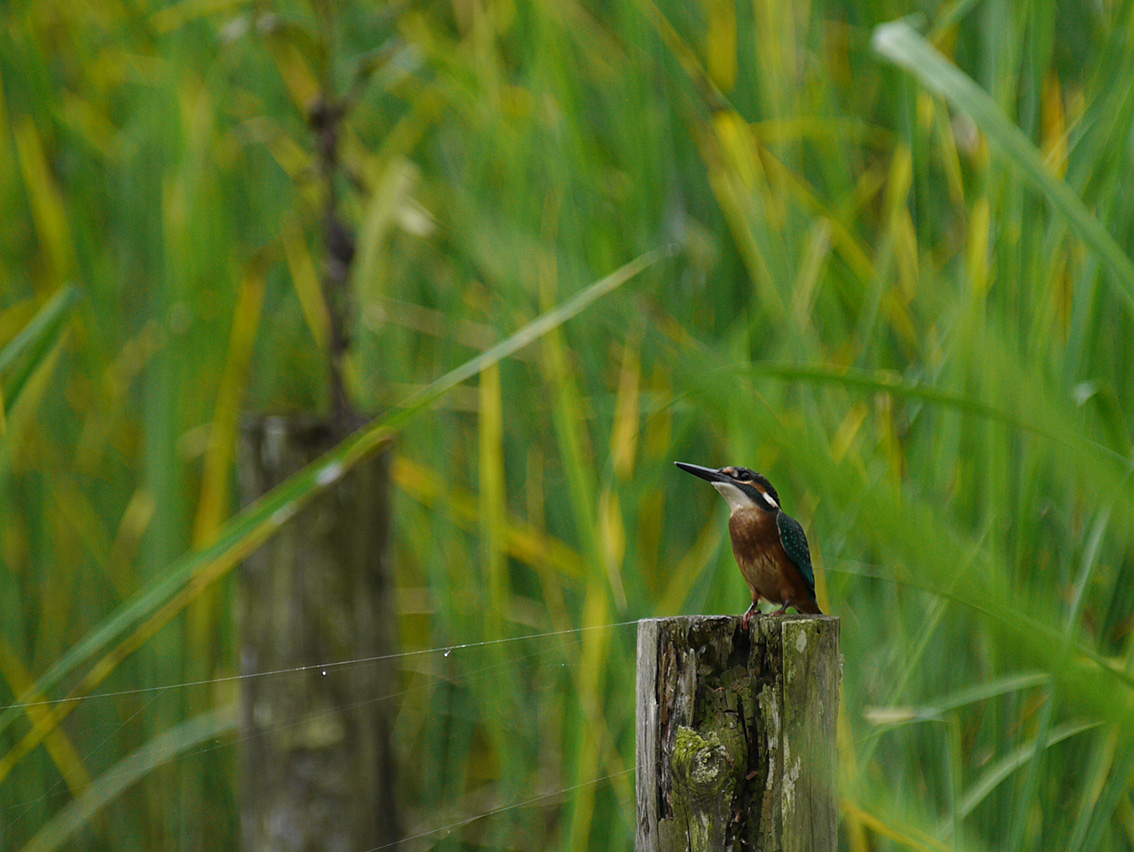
[2,0,1134,850]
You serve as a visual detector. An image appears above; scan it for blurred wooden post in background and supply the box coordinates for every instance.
[238,418,400,851]
[636,615,840,852]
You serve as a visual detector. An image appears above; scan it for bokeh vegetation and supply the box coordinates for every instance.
[3,0,1134,850]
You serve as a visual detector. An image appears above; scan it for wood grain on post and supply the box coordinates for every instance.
[636,615,840,852]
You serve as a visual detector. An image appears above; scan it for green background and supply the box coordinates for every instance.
[3,0,1134,850]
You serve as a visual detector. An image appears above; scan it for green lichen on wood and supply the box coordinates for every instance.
[667,726,730,852]
[698,679,748,783]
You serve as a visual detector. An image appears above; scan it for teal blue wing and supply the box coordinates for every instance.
[776,512,816,599]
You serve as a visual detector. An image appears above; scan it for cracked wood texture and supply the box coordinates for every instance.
[636,615,840,852]
[239,417,400,852]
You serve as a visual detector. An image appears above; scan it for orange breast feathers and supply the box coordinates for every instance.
[726,508,818,611]
[727,509,787,602]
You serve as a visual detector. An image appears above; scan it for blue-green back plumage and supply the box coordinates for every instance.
[776,511,815,598]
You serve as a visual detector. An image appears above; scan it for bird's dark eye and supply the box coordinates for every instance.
[736,469,750,481]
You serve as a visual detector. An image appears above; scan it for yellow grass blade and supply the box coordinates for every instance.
[281,216,330,352]
[12,115,74,284]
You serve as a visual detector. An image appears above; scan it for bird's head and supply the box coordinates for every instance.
[674,461,781,514]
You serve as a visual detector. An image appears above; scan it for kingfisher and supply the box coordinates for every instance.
[674,461,821,627]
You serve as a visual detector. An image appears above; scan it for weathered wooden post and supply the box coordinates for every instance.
[238,418,400,851]
[636,615,840,852]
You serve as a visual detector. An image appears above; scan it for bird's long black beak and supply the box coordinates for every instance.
[674,461,730,484]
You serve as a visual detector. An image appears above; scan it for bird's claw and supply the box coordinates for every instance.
[742,603,761,631]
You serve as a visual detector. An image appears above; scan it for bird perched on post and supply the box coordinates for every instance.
[674,462,821,628]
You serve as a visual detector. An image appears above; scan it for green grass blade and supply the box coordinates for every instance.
[0,285,80,409]
[731,360,1124,465]
[19,706,236,852]
[950,720,1099,825]
[871,20,1134,319]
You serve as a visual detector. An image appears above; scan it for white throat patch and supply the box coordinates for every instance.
[711,481,779,513]
[712,481,759,512]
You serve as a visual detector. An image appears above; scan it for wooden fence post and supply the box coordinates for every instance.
[238,417,400,851]
[636,615,840,852]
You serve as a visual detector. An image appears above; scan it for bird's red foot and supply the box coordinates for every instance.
[742,602,760,631]
[772,600,791,615]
